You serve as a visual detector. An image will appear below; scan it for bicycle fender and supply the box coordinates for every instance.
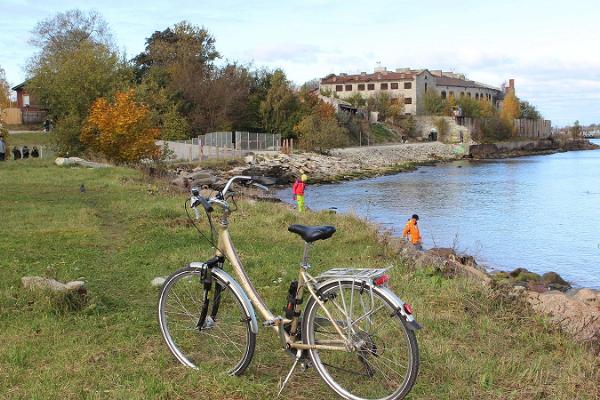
[211,267,259,334]
[316,278,422,331]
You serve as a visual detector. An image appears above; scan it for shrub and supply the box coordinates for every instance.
[81,90,161,164]
[423,89,445,115]
[294,111,349,153]
[434,118,450,142]
[471,117,513,143]
[54,113,86,156]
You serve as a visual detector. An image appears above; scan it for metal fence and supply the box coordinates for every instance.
[159,131,282,161]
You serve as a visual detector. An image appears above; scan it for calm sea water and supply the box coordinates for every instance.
[276,139,600,288]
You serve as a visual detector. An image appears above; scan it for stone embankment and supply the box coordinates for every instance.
[468,138,599,159]
[171,142,465,189]
[393,241,600,352]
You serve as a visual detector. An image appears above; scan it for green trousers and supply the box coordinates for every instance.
[296,194,305,212]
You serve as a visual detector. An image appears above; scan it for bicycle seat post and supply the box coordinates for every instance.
[301,242,312,269]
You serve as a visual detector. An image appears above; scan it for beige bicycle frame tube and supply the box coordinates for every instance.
[216,217,348,351]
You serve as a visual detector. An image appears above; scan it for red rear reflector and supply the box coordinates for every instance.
[373,274,390,286]
[403,303,413,315]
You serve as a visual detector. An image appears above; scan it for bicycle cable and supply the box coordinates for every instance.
[184,199,224,255]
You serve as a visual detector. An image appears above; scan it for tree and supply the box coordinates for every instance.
[0,65,10,109]
[294,102,349,153]
[26,10,130,155]
[260,69,300,137]
[368,92,392,120]
[422,89,444,115]
[519,100,542,120]
[570,120,582,139]
[81,90,160,164]
[500,90,520,122]
[456,96,482,118]
[346,92,366,108]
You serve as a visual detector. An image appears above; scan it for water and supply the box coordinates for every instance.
[277,140,600,288]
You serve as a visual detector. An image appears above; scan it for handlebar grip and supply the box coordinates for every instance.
[198,196,213,213]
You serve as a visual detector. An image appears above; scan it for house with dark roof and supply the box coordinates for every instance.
[319,66,503,116]
[11,81,48,124]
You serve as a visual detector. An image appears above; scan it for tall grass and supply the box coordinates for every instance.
[0,157,598,399]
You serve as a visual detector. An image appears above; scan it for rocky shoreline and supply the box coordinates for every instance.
[393,241,600,353]
[164,138,600,351]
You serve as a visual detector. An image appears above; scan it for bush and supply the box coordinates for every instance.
[434,118,450,142]
[81,90,161,164]
[53,113,86,156]
[423,89,445,115]
[471,117,513,143]
[295,112,349,153]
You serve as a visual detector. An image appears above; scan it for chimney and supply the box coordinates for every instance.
[505,79,515,94]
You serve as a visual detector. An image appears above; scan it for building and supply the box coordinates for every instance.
[319,67,503,115]
[10,81,48,124]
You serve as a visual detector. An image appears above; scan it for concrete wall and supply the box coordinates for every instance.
[415,116,471,143]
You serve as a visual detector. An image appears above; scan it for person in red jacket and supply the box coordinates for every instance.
[402,214,422,250]
[292,173,307,212]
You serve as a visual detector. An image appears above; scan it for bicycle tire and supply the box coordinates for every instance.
[158,266,256,375]
[302,280,419,400]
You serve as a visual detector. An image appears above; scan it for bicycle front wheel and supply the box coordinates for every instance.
[158,267,256,375]
[302,280,419,400]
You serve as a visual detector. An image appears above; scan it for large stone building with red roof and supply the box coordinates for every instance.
[319,66,503,115]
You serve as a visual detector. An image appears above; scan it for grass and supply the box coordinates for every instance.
[1,155,599,398]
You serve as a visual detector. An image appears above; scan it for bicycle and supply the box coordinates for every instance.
[158,175,421,400]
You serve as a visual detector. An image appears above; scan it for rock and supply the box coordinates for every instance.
[526,290,600,345]
[244,154,255,164]
[55,157,111,168]
[427,248,457,259]
[573,289,600,309]
[22,276,86,294]
[151,277,166,287]
[170,176,190,189]
[509,268,542,283]
[541,271,571,291]
[22,276,66,291]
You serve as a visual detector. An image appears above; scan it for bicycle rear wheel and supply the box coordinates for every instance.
[158,266,256,375]
[302,280,419,400]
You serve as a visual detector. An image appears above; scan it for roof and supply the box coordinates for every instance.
[11,81,29,91]
[435,76,500,91]
[321,71,417,84]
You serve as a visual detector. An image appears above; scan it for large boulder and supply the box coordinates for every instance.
[22,276,86,294]
[526,290,600,347]
[541,271,571,292]
[55,157,111,168]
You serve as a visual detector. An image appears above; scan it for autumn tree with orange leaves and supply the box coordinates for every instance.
[82,90,160,164]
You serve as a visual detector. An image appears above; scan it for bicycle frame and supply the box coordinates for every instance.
[214,208,349,352]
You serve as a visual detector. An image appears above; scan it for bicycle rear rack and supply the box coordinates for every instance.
[316,268,390,283]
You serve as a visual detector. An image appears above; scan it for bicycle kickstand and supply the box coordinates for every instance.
[277,349,302,396]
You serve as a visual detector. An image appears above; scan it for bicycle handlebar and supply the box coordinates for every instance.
[189,175,277,215]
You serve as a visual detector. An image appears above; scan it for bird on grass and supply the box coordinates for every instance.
[80,184,86,193]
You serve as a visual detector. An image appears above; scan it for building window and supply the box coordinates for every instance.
[404,82,412,89]
[380,83,388,90]
[367,83,375,90]
[475,93,479,100]
[441,91,447,99]
[425,83,428,92]
[358,84,365,91]
[449,91,454,98]
[467,92,471,98]
[345,84,352,91]
[404,97,412,104]
[391,98,399,104]
[391,82,399,89]
[335,85,343,92]
[460,92,465,98]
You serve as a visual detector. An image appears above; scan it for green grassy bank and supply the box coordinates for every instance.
[0,156,598,399]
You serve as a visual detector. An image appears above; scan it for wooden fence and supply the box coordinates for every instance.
[461,117,552,139]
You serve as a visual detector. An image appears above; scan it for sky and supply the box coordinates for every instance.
[1,0,599,126]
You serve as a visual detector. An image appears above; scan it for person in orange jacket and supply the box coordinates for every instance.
[292,173,307,212]
[402,214,422,250]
